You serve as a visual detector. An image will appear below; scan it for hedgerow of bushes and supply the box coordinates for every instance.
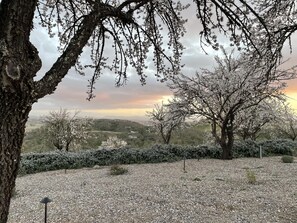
[19,139,297,175]
[232,139,296,157]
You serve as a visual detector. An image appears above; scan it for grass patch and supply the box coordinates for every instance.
[246,169,256,184]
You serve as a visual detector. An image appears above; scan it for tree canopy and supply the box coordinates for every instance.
[194,1,297,58]
[34,0,189,99]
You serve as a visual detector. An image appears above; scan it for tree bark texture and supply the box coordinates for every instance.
[0,0,43,221]
[0,94,32,223]
[0,1,40,221]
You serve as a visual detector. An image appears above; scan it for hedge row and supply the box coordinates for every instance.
[19,139,297,175]
[233,139,296,157]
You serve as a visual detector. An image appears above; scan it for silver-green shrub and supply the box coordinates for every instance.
[281,155,294,163]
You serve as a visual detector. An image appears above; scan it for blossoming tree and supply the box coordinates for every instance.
[169,50,296,159]
[147,102,185,144]
[43,109,90,151]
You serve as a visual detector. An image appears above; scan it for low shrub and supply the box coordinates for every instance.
[233,139,297,158]
[281,155,294,163]
[258,139,295,156]
[110,165,128,175]
[233,140,260,158]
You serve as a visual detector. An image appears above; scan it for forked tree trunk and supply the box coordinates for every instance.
[161,130,172,145]
[211,119,234,159]
[159,125,171,145]
[0,93,32,222]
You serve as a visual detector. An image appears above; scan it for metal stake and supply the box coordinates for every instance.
[183,156,187,173]
[259,146,263,159]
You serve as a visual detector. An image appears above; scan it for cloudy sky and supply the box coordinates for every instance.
[29,2,297,121]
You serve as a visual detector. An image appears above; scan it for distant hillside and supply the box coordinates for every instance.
[22,118,219,153]
[23,118,154,153]
[91,119,147,133]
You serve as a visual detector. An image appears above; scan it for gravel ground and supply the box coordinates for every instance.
[8,157,297,223]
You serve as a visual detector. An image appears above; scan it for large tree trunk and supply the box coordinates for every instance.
[0,93,32,222]
[0,1,40,221]
[220,132,234,160]
[221,136,233,160]
[220,116,234,160]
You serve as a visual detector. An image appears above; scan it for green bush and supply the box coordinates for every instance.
[19,139,297,175]
[233,140,260,158]
[110,165,128,175]
[281,155,294,163]
[233,139,296,158]
[258,139,295,156]
[19,144,219,175]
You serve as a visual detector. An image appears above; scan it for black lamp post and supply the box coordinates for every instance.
[40,197,52,223]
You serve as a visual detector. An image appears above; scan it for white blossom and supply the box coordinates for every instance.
[43,109,90,151]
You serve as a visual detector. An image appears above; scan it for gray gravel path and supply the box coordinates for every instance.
[8,157,297,223]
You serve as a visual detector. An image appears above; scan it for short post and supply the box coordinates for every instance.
[183,155,187,173]
[40,197,52,223]
[259,146,263,159]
